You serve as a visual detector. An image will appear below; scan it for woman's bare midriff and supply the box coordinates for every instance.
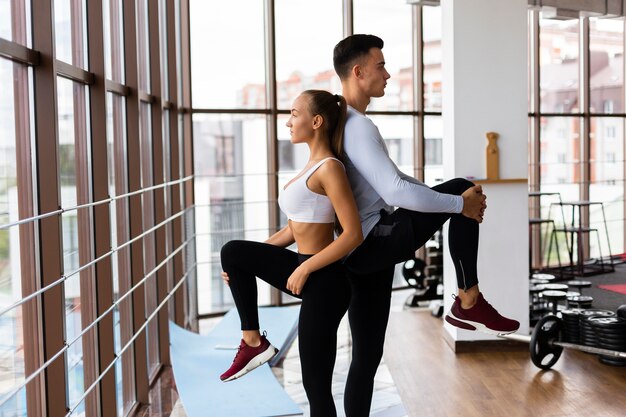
[288,220,335,254]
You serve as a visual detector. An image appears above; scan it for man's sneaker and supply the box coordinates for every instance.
[445,293,520,335]
[219,334,278,382]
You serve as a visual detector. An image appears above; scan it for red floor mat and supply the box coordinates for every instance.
[598,284,626,296]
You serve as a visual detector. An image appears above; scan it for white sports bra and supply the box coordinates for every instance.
[278,157,344,223]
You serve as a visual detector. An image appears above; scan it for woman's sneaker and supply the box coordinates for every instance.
[219,334,278,382]
[445,293,520,335]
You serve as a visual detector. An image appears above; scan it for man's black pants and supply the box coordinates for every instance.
[343,178,478,417]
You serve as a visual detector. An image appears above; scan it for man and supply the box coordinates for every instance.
[334,34,520,416]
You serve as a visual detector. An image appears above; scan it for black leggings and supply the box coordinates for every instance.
[220,240,351,417]
[343,178,477,416]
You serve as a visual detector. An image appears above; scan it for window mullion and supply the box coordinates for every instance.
[86,1,116,415]
[264,0,281,306]
[31,0,68,414]
[580,16,591,257]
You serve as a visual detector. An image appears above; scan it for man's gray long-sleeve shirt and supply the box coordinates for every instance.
[343,106,464,238]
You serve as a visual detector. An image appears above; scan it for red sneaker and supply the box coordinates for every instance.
[445,293,520,335]
[220,334,278,382]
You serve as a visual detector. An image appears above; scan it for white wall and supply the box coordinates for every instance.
[441,0,530,341]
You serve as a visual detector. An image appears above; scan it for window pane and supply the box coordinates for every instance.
[178,113,184,180]
[354,0,414,111]
[0,0,10,40]
[275,0,342,109]
[540,17,579,113]
[0,0,32,47]
[589,18,624,114]
[57,76,89,413]
[138,102,159,375]
[0,59,32,417]
[540,116,581,228]
[103,0,125,83]
[190,0,265,108]
[162,110,174,318]
[159,0,169,101]
[54,0,88,69]
[106,92,134,416]
[175,0,183,105]
[193,114,270,314]
[137,0,151,93]
[163,111,171,184]
[423,6,442,112]
[424,116,444,185]
[590,117,624,256]
[528,10,533,112]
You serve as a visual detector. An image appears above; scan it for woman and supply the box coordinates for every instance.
[219,90,362,417]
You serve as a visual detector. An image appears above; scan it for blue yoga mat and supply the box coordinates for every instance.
[169,306,302,417]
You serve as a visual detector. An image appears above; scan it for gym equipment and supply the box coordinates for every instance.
[617,304,626,319]
[567,280,592,295]
[531,273,556,282]
[536,283,568,291]
[541,290,567,315]
[402,257,427,288]
[567,295,594,309]
[498,314,626,370]
[403,256,443,307]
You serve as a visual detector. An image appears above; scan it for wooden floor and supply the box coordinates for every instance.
[384,301,626,417]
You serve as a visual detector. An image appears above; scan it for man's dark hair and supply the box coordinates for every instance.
[333,34,384,80]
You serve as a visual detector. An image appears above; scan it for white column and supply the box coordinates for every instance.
[441,0,529,343]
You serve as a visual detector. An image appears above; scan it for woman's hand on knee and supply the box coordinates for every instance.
[221,271,230,286]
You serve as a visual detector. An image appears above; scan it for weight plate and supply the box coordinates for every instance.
[562,308,584,315]
[596,342,626,351]
[596,335,626,344]
[532,273,556,281]
[579,309,614,317]
[588,317,626,329]
[566,280,592,287]
[595,330,626,339]
[599,356,626,367]
[572,296,595,303]
[530,315,563,370]
[543,284,569,291]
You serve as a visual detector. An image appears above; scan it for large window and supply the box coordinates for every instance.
[530,11,625,265]
[0,0,194,415]
[190,1,444,310]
